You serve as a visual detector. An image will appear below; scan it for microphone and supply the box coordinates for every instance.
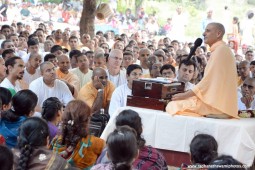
[187,38,203,61]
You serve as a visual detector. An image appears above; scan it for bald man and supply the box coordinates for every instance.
[166,23,239,118]
[106,49,127,87]
[139,48,151,75]
[56,54,80,98]
[237,60,251,87]
[23,53,42,84]
[78,67,115,114]
[29,61,73,113]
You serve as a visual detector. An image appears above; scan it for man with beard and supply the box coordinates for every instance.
[29,61,73,113]
[23,53,42,84]
[0,56,26,93]
[56,54,80,98]
[78,67,115,114]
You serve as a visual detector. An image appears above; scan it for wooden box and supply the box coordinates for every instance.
[127,95,169,111]
[132,79,185,99]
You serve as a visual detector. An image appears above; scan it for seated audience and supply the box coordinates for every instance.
[42,97,63,141]
[51,100,105,169]
[78,67,115,114]
[237,60,250,87]
[0,89,38,148]
[92,126,138,170]
[97,109,168,170]
[44,53,58,67]
[13,117,74,170]
[93,52,107,69]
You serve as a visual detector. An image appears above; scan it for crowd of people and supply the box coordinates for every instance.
[0,1,253,169]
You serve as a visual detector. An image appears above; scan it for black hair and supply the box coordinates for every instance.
[5,56,21,75]
[96,31,104,35]
[85,51,94,55]
[27,38,39,47]
[1,25,11,31]
[250,60,255,65]
[42,97,63,122]
[0,87,12,108]
[200,46,207,53]
[179,59,197,71]
[115,109,146,149]
[0,145,13,170]
[208,155,245,170]
[2,49,15,60]
[27,34,38,41]
[17,22,23,26]
[69,49,82,59]
[68,35,78,41]
[126,64,142,76]
[1,39,12,49]
[17,117,49,170]
[190,134,218,165]
[245,50,253,55]
[44,53,57,62]
[50,45,62,53]
[107,126,138,170]
[1,90,38,122]
[160,64,176,75]
[123,51,133,57]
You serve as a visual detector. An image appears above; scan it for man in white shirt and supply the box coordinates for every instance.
[176,59,196,91]
[23,52,42,85]
[238,77,255,110]
[106,49,127,87]
[109,64,143,116]
[0,56,26,93]
[29,61,73,113]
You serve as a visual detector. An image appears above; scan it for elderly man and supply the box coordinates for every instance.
[109,64,142,116]
[78,67,115,114]
[166,23,238,118]
[106,49,127,87]
[238,77,255,110]
[237,60,251,87]
[29,61,73,112]
[0,56,27,94]
[56,54,80,97]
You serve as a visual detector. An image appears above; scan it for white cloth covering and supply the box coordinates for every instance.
[101,106,255,167]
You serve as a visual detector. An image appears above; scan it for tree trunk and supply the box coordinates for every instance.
[80,0,97,38]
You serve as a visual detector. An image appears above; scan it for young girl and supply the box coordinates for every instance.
[42,97,63,141]
[52,100,105,169]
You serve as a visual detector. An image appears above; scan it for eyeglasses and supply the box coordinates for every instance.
[242,83,254,90]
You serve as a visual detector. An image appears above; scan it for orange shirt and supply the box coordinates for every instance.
[78,81,115,109]
[56,68,80,98]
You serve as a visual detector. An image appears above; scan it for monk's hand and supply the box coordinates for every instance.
[93,76,104,90]
[172,92,188,101]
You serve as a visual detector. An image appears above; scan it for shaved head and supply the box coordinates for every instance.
[92,67,106,77]
[40,61,54,73]
[209,22,225,37]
